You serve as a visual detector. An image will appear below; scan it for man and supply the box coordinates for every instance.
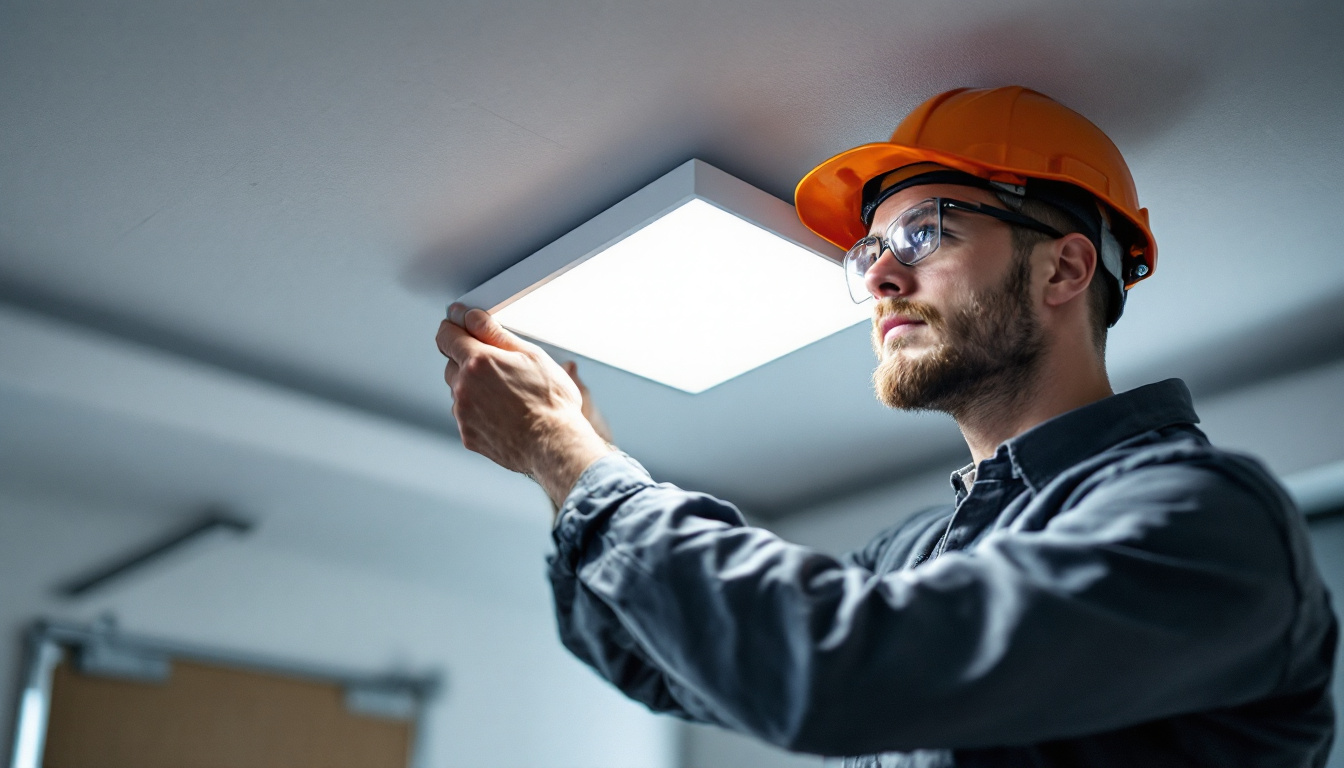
[436,87,1337,766]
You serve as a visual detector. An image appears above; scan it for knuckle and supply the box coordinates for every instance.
[459,429,478,452]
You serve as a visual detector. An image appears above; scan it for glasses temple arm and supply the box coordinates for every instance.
[942,199,1065,239]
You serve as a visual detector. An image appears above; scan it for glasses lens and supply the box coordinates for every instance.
[890,200,940,265]
[844,237,880,303]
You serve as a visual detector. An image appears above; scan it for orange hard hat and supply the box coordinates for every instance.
[795,86,1156,289]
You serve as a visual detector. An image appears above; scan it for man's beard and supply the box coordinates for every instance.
[871,252,1045,419]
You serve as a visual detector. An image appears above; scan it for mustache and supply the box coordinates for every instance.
[871,297,943,331]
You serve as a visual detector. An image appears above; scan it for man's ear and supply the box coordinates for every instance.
[1042,233,1097,309]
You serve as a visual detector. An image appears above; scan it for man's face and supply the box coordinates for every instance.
[865,184,1046,416]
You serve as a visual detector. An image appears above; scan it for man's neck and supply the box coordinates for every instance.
[954,347,1113,465]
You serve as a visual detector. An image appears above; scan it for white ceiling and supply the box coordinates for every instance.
[2,0,1343,523]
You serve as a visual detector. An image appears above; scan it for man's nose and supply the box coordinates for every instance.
[863,248,916,299]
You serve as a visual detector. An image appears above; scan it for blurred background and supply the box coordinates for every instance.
[2,0,1342,765]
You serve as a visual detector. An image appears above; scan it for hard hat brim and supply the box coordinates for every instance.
[795,143,972,253]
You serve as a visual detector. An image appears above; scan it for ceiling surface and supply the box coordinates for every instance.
[3,0,1343,522]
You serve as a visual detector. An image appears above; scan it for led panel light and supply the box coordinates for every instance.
[454,159,870,393]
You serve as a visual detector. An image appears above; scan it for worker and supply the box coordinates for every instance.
[435,86,1337,767]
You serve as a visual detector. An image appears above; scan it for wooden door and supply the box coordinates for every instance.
[41,656,413,768]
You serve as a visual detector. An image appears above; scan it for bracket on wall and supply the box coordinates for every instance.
[55,509,253,599]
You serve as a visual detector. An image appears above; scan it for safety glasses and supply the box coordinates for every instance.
[843,197,1065,303]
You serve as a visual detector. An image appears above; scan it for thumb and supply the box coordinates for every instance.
[465,308,528,352]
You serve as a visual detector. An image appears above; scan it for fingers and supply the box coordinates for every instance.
[436,319,484,363]
[563,360,613,443]
[563,361,589,394]
[436,319,454,357]
[443,358,461,389]
[464,308,531,353]
[444,303,533,356]
[447,302,472,326]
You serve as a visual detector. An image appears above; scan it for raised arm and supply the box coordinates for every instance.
[548,451,1305,755]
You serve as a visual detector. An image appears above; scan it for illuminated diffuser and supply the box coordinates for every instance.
[453,160,870,393]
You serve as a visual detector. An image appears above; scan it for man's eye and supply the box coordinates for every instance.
[910,225,937,245]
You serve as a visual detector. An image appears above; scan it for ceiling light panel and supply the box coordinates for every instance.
[454,160,870,393]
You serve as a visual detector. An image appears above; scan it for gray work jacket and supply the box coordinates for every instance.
[548,380,1337,767]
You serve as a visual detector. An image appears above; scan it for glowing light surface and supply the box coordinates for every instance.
[494,199,869,393]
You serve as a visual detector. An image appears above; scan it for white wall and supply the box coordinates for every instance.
[0,484,675,768]
[679,722,821,768]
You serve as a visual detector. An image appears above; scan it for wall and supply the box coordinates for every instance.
[0,484,675,768]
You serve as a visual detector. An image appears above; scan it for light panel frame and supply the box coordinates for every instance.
[453,159,864,393]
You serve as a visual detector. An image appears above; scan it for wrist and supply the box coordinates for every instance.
[530,416,615,509]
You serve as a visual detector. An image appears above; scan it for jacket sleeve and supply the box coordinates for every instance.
[550,452,1302,755]
[547,453,735,726]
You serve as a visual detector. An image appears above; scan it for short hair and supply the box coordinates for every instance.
[997,193,1113,354]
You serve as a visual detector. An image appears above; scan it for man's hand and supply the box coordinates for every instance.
[563,361,615,444]
[436,303,613,507]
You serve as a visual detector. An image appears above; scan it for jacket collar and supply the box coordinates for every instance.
[997,379,1200,493]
